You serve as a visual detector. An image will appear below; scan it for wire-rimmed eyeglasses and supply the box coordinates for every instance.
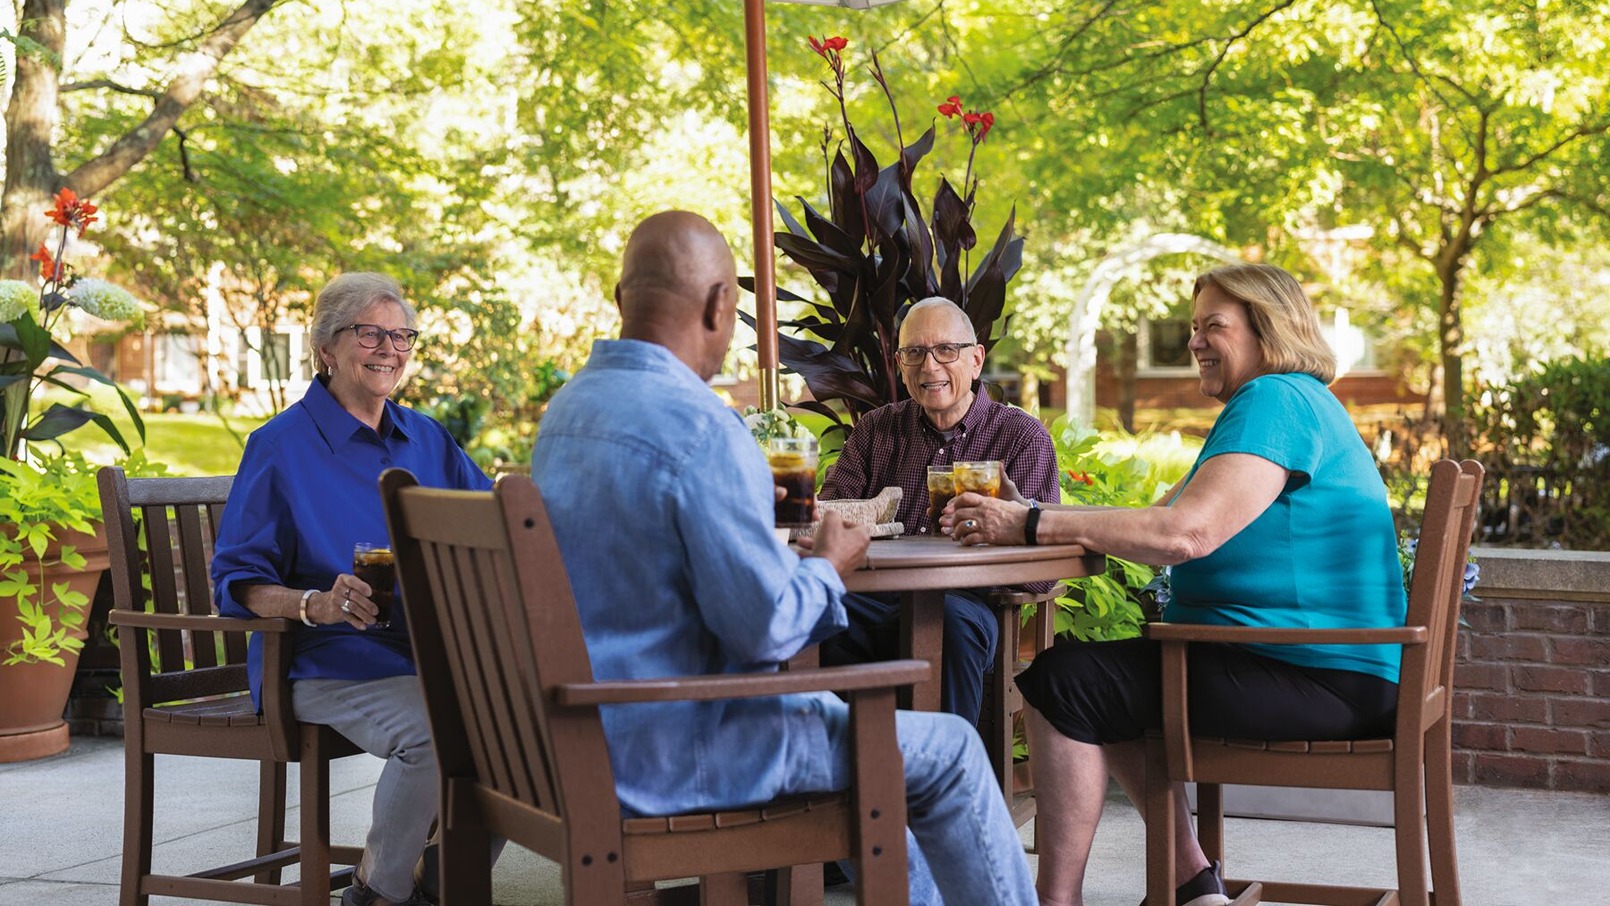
[894,342,977,367]
[346,323,420,351]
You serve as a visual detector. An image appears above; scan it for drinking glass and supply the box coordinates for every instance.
[352,542,397,628]
[954,460,1003,498]
[926,465,959,526]
[768,437,818,528]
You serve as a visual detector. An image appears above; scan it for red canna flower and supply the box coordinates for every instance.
[1067,470,1095,486]
[808,35,848,58]
[30,243,59,282]
[975,111,995,142]
[45,186,99,235]
[937,95,963,118]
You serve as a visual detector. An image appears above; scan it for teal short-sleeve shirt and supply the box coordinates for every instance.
[1167,373,1407,682]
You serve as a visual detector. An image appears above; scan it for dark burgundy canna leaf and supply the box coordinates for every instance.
[800,198,861,259]
[829,149,865,245]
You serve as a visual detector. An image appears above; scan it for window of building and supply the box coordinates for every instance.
[262,332,292,384]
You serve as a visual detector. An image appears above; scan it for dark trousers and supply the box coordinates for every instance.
[819,590,997,726]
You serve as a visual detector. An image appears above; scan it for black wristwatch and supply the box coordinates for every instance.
[1024,499,1042,546]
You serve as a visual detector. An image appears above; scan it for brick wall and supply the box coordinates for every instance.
[1452,548,1610,793]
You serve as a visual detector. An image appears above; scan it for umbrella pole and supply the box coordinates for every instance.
[743,0,779,411]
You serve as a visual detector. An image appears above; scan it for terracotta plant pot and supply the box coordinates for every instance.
[0,524,110,763]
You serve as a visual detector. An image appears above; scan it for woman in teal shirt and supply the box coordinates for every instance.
[948,264,1405,906]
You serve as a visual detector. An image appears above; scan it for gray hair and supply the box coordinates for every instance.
[900,296,976,343]
[310,273,415,376]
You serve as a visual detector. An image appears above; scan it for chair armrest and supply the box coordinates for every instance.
[1144,622,1427,647]
[554,660,932,707]
[109,611,294,634]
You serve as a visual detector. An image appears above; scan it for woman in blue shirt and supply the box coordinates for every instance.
[948,264,1405,906]
[211,273,492,906]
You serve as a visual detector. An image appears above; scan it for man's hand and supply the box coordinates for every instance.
[998,473,1028,504]
[809,511,872,578]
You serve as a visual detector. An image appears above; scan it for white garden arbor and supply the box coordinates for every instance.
[1063,233,1242,426]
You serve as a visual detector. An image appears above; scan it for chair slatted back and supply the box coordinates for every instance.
[382,469,617,834]
[1397,460,1484,729]
[99,468,241,706]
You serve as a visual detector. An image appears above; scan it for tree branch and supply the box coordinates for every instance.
[1491,118,1610,178]
[64,0,282,197]
[60,78,160,98]
[1196,0,1298,134]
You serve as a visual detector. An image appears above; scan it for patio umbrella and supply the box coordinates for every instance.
[743,0,909,409]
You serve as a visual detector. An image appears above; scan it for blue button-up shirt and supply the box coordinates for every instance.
[212,375,491,708]
[531,339,849,816]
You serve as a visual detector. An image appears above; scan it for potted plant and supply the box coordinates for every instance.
[740,35,1024,439]
[0,187,146,762]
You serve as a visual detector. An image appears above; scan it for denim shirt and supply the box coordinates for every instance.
[531,339,849,816]
[212,375,491,709]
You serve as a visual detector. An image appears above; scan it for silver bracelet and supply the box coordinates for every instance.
[299,588,318,627]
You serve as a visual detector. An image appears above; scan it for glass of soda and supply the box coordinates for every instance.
[768,437,818,528]
[926,465,959,526]
[954,460,1003,498]
[352,542,397,628]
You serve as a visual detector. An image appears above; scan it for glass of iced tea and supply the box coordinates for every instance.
[954,460,1003,498]
[927,465,958,526]
[352,542,397,628]
[768,437,818,528]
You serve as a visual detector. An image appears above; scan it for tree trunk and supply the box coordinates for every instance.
[2,0,281,276]
[1436,252,1468,459]
[1,0,68,280]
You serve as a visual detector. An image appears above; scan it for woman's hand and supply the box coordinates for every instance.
[944,493,1030,546]
[324,573,379,629]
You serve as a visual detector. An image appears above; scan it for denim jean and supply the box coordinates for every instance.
[293,675,441,901]
[811,697,1036,906]
[821,590,997,726]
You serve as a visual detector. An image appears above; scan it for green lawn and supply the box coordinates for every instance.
[63,411,266,477]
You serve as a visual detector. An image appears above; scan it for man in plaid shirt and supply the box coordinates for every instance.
[820,297,1061,725]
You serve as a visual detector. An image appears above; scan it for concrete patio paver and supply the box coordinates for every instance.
[2,736,1603,905]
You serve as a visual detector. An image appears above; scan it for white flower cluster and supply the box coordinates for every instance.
[0,279,39,324]
[66,278,143,325]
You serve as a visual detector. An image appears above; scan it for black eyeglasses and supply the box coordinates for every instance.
[895,342,977,367]
[346,323,420,351]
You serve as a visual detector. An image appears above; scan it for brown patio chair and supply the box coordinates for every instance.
[977,583,1064,827]
[1142,459,1483,906]
[98,466,363,906]
[380,469,927,906]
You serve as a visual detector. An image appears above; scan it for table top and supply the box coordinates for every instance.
[842,535,1104,594]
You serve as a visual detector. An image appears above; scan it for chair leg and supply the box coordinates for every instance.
[1424,730,1462,906]
[766,864,824,906]
[698,872,748,906]
[1393,748,1430,906]
[300,729,333,906]
[439,777,495,906]
[1198,782,1225,866]
[256,758,289,884]
[121,748,154,906]
[1144,740,1177,906]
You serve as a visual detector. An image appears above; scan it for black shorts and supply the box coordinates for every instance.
[1016,637,1399,746]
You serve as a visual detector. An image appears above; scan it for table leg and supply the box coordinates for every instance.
[900,589,945,713]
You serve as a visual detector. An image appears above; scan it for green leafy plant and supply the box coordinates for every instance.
[0,187,145,460]
[0,452,102,665]
[740,35,1023,437]
[0,449,169,667]
[1043,416,1199,642]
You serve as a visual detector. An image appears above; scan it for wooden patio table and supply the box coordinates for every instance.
[842,535,1105,712]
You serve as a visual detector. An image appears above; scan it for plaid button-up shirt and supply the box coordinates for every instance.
[821,389,1061,536]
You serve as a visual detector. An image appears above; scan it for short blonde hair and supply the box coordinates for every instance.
[309,273,415,376]
[1193,264,1335,384]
